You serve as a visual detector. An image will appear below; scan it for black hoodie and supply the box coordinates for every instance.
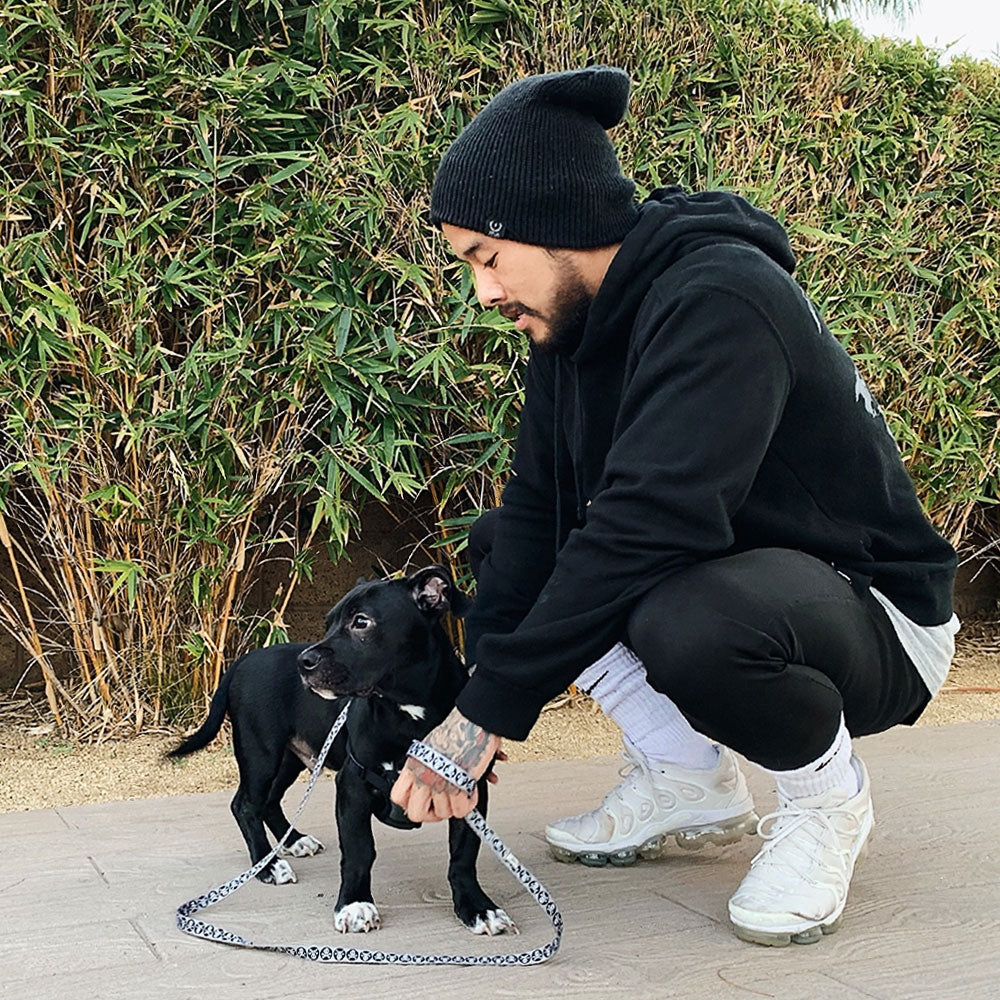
[456,187,957,740]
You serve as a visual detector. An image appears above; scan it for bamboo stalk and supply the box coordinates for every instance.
[208,515,253,692]
[0,511,67,728]
[949,421,1000,548]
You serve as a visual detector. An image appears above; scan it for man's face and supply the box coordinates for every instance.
[441,223,592,353]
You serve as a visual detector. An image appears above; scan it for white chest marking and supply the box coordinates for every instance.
[399,704,426,721]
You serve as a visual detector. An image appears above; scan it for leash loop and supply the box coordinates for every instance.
[176,702,562,965]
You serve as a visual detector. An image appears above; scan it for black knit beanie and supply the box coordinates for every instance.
[430,66,639,249]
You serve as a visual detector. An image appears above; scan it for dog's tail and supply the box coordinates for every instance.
[166,667,236,759]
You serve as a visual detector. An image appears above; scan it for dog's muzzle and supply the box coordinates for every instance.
[297,646,377,699]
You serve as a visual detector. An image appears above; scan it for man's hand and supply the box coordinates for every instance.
[390,707,503,822]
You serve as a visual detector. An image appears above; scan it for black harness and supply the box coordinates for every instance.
[344,743,421,830]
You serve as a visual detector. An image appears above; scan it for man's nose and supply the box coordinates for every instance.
[474,270,504,309]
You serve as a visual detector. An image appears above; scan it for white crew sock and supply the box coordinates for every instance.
[575,643,720,771]
[768,715,860,802]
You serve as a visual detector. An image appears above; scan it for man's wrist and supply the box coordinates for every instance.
[456,668,545,741]
[425,707,495,777]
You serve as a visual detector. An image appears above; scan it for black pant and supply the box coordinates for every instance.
[469,512,930,770]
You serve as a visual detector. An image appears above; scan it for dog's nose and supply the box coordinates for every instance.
[297,646,323,671]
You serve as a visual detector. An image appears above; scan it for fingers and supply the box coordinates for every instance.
[389,718,506,823]
[402,785,475,822]
[391,775,437,823]
[390,761,478,823]
[442,784,478,819]
[486,747,507,785]
[390,769,423,817]
[402,779,434,821]
[390,768,409,806]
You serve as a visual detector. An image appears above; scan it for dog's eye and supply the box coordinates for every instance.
[350,614,374,631]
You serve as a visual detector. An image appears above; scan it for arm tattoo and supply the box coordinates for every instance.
[408,760,453,795]
[409,708,492,792]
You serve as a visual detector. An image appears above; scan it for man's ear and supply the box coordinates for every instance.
[407,564,470,618]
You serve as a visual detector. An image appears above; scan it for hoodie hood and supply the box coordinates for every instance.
[571,186,796,362]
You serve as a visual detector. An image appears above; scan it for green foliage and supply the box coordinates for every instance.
[0,0,997,730]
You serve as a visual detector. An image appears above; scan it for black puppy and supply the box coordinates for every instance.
[169,565,514,936]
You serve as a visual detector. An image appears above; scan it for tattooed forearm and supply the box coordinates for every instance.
[408,707,495,792]
[430,708,491,769]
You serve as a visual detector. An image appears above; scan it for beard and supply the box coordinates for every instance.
[523,258,594,355]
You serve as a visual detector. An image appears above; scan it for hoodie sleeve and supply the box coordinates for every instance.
[463,347,578,665]
[456,285,794,739]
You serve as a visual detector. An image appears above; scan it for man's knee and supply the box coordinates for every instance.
[625,552,800,698]
[626,570,741,699]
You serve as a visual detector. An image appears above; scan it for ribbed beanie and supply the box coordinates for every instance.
[430,66,639,249]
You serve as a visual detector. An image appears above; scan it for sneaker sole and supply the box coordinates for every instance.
[548,810,760,867]
[732,915,842,947]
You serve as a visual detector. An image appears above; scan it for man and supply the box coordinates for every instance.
[390,66,959,946]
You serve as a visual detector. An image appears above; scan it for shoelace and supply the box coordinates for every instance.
[607,745,686,813]
[610,750,649,800]
[176,703,563,966]
[751,802,860,893]
[591,758,646,824]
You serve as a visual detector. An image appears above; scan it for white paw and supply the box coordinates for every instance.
[469,908,517,936]
[334,901,381,933]
[279,834,325,858]
[267,859,297,884]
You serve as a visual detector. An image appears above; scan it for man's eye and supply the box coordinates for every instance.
[484,253,498,269]
[350,614,374,630]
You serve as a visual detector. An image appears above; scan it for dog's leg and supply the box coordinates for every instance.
[230,734,298,885]
[263,750,326,859]
[448,776,516,935]
[332,770,381,933]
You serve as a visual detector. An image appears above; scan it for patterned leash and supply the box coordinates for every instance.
[176,702,563,965]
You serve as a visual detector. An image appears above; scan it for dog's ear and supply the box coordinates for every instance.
[408,565,470,618]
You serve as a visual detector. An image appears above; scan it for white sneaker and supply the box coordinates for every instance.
[728,755,874,946]
[545,739,758,867]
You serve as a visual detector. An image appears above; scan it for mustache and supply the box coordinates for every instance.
[498,302,541,321]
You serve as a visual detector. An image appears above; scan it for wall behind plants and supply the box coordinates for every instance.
[1,0,997,733]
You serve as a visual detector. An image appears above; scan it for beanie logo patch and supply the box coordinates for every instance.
[487,219,504,238]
